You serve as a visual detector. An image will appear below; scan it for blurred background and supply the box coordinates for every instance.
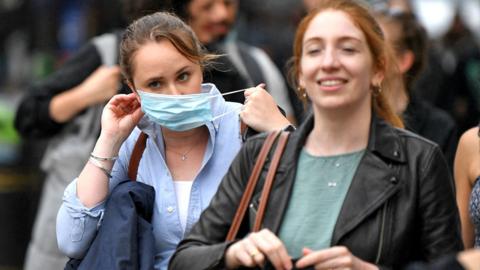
[1,0,480,269]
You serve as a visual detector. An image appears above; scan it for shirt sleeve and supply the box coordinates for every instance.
[14,42,102,138]
[56,137,132,259]
[56,178,106,259]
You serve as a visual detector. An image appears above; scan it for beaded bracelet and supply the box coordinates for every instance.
[88,157,112,178]
[90,152,118,162]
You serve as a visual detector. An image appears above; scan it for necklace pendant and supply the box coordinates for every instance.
[181,155,187,161]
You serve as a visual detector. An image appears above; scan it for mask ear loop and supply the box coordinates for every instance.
[211,106,243,121]
[207,88,247,100]
[209,88,246,120]
[221,89,246,96]
[206,88,246,123]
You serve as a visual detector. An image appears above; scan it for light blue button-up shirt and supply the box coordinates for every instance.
[56,84,243,269]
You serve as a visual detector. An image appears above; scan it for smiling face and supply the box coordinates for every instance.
[130,40,203,95]
[299,10,382,112]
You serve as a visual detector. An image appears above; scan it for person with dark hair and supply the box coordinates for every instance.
[169,1,462,269]
[55,11,290,270]
[167,0,298,123]
[376,8,458,171]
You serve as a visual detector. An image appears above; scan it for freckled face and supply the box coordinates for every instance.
[130,40,203,95]
[299,10,381,112]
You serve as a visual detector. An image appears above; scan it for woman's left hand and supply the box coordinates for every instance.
[296,246,379,270]
[240,84,291,132]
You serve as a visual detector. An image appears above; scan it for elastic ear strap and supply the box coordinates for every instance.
[128,132,148,181]
[226,130,281,241]
[253,131,290,232]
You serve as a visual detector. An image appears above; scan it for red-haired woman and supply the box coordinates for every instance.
[169,1,462,269]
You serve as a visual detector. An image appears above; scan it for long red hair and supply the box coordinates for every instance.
[289,0,404,128]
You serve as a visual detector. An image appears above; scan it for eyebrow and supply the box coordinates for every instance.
[304,36,363,45]
[175,66,191,75]
[144,65,191,83]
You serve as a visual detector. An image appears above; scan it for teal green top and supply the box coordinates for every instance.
[278,148,365,258]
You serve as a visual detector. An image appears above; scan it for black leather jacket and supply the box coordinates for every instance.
[169,114,463,270]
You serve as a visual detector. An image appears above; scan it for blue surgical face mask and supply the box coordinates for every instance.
[137,89,243,131]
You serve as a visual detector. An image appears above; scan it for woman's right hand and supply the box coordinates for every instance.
[100,93,143,147]
[225,229,292,270]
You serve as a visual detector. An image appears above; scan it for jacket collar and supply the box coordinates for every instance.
[267,112,406,240]
[293,112,406,164]
[367,113,406,163]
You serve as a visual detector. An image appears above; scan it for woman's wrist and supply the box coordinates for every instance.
[93,132,124,158]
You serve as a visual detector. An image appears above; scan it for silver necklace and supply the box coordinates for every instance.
[166,134,206,161]
[167,144,197,161]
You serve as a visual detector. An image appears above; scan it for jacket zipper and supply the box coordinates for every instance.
[375,201,388,264]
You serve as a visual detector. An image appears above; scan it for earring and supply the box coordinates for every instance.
[297,86,307,98]
[372,85,382,97]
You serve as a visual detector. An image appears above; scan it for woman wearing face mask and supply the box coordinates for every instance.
[169,1,462,269]
[55,12,291,270]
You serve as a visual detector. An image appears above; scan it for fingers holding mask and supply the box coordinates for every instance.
[240,84,290,132]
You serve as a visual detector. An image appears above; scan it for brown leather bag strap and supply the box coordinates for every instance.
[253,131,290,231]
[128,132,148,181]
[226,130,281,241]
[240,120,247,135]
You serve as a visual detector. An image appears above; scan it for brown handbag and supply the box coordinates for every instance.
[226,130,290,241]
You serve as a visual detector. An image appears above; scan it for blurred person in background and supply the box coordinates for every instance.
[235,0,306,122]
[376,8,458,171]
[14,1,167,269]
[410,0,480,134]
[168,0,297,124]
[434,11,480,134]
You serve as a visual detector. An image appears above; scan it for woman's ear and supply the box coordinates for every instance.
[398,50,415,74]
[298,72,306,90]
[371,70,384,88]
[127,81,136,93]
[127,82,141,103]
